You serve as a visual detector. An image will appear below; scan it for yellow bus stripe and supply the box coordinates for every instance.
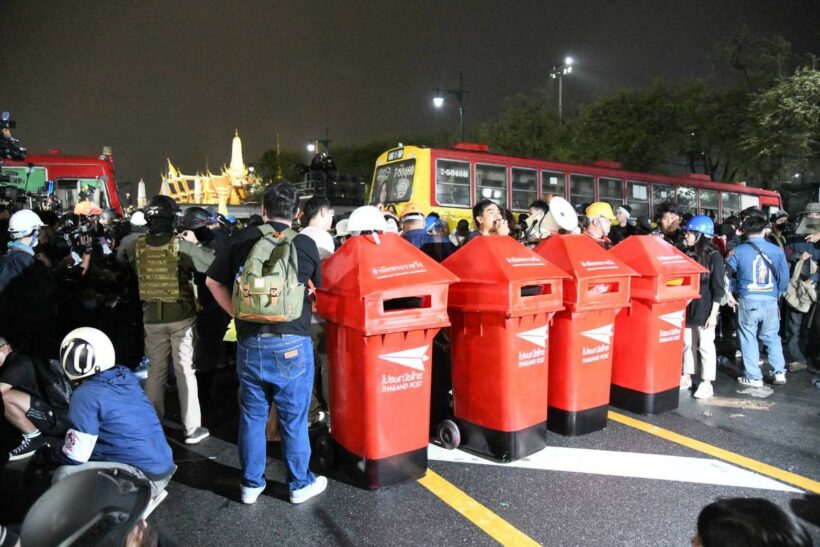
[608,410,820,494]
[419,469,541,546]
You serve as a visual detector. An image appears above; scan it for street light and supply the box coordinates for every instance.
[550,56,574,122]
[432,71,469,142]
[305,127,332,154]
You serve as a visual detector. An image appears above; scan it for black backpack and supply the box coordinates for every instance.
[33,357,73,416]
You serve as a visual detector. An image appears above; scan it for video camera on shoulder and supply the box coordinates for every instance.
[1,111,28,161]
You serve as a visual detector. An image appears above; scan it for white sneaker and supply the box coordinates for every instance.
[693,382,714,399]
[241,484,265,505]
[680,375,692,390]
[737,376,764,388]
[773,372,787,385]
[289,475,327,504]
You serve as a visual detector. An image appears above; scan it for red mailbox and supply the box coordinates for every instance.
[441,236,568,461]
[534,234,636,436]
[609,236,707,413]
[317,232,458,490]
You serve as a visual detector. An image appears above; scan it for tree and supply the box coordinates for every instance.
[740,67,820,186]
[569,83,680,172]
[472,90,570,160]
[711,25,792,90]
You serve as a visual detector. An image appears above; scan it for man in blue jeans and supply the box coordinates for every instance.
[726,215,790,387]
[206,182,327,505]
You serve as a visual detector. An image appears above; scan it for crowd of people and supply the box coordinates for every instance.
[0,182,816,544]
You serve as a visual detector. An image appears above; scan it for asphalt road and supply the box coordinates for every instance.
[2,360,819,546]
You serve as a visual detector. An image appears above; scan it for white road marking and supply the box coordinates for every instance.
[428,444,800,493]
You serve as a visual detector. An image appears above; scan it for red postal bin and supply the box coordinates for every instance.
[609,236,707,414]
[534,234,636,436]
[317,232,458,490]
[441,236,568,461]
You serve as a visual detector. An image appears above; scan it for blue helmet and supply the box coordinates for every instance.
[685,215,715,237]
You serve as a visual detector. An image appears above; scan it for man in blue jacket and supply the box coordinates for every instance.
[36,327,176,498]
[726,216,790,387]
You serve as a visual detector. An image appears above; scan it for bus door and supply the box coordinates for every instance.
[54,177,112,211]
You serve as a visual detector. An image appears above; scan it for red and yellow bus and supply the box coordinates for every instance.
[370,143,782,228]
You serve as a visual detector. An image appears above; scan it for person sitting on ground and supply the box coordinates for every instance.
[465,200,509,243]
[693,497,812,547]
[400,203,455,262]
[31,327,176,498]
[1,338,70,461]
[583,202,617,250]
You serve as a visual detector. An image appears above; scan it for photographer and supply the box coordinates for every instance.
[0,112,27,161]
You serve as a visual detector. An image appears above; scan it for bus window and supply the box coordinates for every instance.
[652,184,674,218]
[371,159,416,204]
[721,192,740,220]
[541,170,566,200]
[569,174,594,209]
[740,194,760,212]
[700,188,719,220]
[476,163,507,208]
[677,186,696,215]
[599,177,623,213]
[435,159,471,207]
[511,167,537,211]
[627,181,649,218]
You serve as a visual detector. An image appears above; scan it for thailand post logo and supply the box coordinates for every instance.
[658,310,684,343]
[378,345,429,371]
[580,324,614,345]
[379,345,428,393]
[517,325,548,367]
[659,310,685,328]
[516,325,548,348]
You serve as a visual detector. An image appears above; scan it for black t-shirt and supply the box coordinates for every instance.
[0,351,41,398]
[206,221,321,341]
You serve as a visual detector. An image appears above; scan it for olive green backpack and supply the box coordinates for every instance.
[232,225,305,323]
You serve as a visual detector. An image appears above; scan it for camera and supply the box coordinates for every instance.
[1,112,27,161]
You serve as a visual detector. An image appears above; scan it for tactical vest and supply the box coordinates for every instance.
[135,236,181,303]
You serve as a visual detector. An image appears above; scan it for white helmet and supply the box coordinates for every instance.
[60,327,116,381]
[130,211,147,227]
[8,209,45,239]
[335,218,350,237]
[347,206,388,233]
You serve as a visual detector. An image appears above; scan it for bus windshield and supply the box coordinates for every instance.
[370,159,415,204]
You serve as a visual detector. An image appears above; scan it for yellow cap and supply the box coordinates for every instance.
[398,202,425,220]
[585,202,617,221]
[73,201,103,216]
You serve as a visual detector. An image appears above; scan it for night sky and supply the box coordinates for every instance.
[1,1,818,192]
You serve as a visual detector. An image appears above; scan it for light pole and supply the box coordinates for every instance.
[433,71,469,142]
[550,56,574,122]
[306,127,332,154]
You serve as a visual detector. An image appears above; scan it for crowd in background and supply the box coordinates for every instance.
[0,184,816,545]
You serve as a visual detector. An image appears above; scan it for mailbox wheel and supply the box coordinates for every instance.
[437,419,461,450]
[313,430,336,472]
